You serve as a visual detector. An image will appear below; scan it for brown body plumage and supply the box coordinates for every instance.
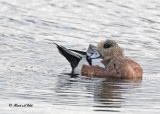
[81,39,143,79]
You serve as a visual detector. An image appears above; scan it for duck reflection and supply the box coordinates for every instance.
[55,74,142,112]
[93,78,142,112]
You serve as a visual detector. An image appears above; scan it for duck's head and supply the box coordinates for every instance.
[91,39,124,60]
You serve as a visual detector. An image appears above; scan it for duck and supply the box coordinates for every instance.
[54,42,105,74]
[81,39,143,79]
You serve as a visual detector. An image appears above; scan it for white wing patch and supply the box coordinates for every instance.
[92,59,105,68]
[74,58,89,74]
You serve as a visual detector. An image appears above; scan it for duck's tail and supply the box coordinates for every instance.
[53,42,82,73]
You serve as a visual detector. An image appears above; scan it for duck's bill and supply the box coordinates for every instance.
[90,51,101,59]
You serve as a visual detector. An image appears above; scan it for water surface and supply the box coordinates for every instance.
[0,0,160,113]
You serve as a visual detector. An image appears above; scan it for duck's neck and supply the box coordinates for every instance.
[102,56,123,67]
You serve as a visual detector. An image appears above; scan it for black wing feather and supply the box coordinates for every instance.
[53,42,82,69]
[69,49,86,55]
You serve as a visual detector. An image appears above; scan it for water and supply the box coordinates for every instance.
[0,0,160,113]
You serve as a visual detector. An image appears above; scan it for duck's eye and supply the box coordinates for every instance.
[103,41,113,49]
[104,43,112,49]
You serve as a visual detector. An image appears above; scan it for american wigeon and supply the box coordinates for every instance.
[54,40,143,79]
[82,40,143,79]
[54,42,104,74]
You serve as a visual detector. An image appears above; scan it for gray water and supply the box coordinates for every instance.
[0,0,160,114]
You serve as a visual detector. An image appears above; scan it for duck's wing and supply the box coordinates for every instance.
[53,42,82,72]
[69,49,86,55]
[69,44,97,56]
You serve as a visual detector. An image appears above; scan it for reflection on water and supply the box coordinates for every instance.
[0,0,160,113]
[54,74,142,112]
[93,78,142,112]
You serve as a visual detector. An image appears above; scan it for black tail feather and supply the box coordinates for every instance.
[53,42,82,70]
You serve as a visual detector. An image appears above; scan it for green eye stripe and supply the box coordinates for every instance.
[104,40,113,48]
[106,41,113,46]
